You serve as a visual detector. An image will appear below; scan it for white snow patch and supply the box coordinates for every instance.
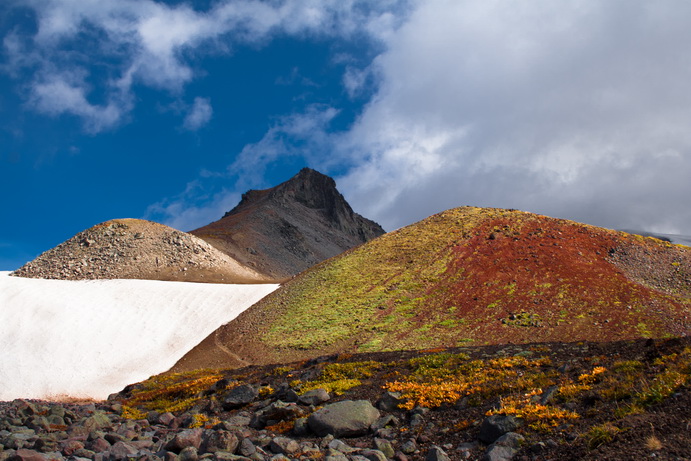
[0,272,278,401]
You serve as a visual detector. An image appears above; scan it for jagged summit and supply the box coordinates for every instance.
[224,168,368,235]
[192,168,385,279]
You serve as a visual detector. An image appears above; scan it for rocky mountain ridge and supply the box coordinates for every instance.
[192,168,385,280]
[12,219,269,284]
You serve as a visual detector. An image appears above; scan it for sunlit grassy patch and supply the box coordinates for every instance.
[122,368,225,415]
[295,360,384,395]
[384,352,557,410]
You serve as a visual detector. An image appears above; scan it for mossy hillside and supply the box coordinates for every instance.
[256,207,689,356]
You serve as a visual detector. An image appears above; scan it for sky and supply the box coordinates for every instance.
[2,0,691,270]
[0,271,277,400]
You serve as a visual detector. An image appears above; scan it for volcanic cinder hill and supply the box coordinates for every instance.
[173,206,691,371]
[12,219,268,283]
[191,168,386,279]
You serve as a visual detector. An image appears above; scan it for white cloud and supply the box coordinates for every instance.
[182,97,213,131]
[28,73,129,133]
[145,1,691,236]
[7,0,409,132]
[333,0,691,234]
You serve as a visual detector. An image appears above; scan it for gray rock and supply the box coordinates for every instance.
[327,439,356,454]
[374,438,395,459]
[482,446,515,461]
[539,386,559,405]
[360,449,388,461]
[298,389,331,406]
[478,415,522,444]
[481,432,524,461]
[179,446,199,461]
[165,429,203,453]
[249,401,305,429]
[324,451,349,461]
[81,412,113,432]
[213,452,251,461]
[158,413,176,426]
[108,441,139,459]
[201,430,239,454]
[222,415,251,428]
[400,439,417,455]
[376,392,404,412]
[273,384,299,403]
[222,385,258,410]
[410,414,424,427]
[293,417,309,436]
[238,438,256,457]
[425,446,451,461]
[307,400,380,437]
[269,437,299,455]
[371,415,398,432]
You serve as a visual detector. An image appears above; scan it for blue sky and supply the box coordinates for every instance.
[2,0,691,270]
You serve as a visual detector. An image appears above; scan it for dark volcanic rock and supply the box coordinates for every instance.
[191,168,385,279]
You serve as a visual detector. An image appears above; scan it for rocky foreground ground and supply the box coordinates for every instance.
[1,338,688,461]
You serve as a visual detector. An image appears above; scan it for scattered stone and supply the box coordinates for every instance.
[482,432,525,461]
[327,439,357,454]
[223,385,258,410]
[400,439,417,454]
[360,449,388,461]
[426,445,451,461]
[478,415,523,444]
[374,438,395,459]
[298,389,330,406]
[376,392,404,412]
[165,428,203,453]
[269,437,299,455]
[201,430,239,454]
[307,400,380,437]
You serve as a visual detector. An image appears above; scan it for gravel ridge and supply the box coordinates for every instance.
[12,219,269,284]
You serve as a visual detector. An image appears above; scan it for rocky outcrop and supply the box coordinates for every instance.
[11,219,268,283]
[191,168,385,279]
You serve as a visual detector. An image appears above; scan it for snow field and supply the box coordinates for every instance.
[0,272,278,401]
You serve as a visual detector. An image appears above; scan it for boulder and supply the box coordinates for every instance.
[165,428,203,453]
[201,430,239,454]
[298,389,331,406]
[425,446,451,461]
[307,400,380,437]
[478,415,523,444]
[250,401,305,429]
[482,432,524,461]
[269,437,300,455]
[376,392,405,412]
[222,385,258,409]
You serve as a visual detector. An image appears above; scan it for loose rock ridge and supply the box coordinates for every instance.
[12,219,268,283]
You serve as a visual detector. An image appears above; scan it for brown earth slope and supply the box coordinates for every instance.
[190,168,385,280]
[12,219,269,283]
[172,207,690,372]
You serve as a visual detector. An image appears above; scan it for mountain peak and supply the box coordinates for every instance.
[194,169,385,279]
[228,168,347,219]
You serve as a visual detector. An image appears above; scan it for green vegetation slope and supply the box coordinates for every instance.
[173,207,690,371]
